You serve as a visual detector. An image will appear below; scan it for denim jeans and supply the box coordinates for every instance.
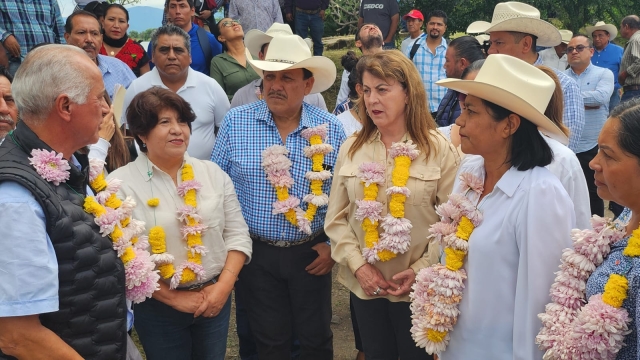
[620,88,640,104]
[609,89,621,113]
[383,41,396,50]
[295,10,324,56]
[133,294,231,360]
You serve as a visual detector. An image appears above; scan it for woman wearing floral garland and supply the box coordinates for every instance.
[537,98,640,359]
[99,4,150,77]
[324,50,460,359]
[410,54,576,359]
[108,87,252,360]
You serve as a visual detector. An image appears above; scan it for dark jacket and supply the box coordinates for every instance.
[0,122,127,360]
[435,88,461,127]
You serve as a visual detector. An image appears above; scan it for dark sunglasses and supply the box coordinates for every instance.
[220,20,240,27]
[566,45,590,54]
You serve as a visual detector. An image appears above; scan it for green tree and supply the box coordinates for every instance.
[129,30,140,40]
[327,0,360,36]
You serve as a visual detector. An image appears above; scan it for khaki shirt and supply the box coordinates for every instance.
[325,130,460,302]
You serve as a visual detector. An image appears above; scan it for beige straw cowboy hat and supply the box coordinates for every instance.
[466,2,562,47]
[436,54,569,145]
[247,34,336,94]
[585,21,618,40]
[559,30,573,44]
[244,23,314,58]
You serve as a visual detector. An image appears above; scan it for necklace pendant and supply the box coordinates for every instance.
[110,51,115,56]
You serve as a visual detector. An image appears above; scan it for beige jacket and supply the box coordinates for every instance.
[325,130,460,302]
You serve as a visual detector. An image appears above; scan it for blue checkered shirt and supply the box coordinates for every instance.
[411,37,447,113]
[564,64,614,153]
[211,100,346,241]
[535,56,585,152]
[0,0,66,60]
[97,55,136,99]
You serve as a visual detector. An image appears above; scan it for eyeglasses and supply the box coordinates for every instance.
[566,45,590,53]
[220,20,240,27]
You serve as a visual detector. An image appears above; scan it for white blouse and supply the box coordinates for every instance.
[440,155,575,360]
[336,110,362,136]
[108,152,252,287]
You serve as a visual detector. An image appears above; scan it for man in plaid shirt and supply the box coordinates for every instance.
[0,0,66,76]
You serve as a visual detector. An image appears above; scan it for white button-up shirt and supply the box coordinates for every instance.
[440,155,575,360]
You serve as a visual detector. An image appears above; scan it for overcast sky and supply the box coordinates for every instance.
[58,0,166,16]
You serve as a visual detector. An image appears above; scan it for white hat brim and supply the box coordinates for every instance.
[469,18,561,47]
[437,78,569,145]
[244,30,273,58]
[585,24,618,40]
[248,56,337,94]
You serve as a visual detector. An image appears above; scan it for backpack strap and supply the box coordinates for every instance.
[409,35,423,61]
[196,26,213,72]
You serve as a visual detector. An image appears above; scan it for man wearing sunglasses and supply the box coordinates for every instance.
[564,34,614,218]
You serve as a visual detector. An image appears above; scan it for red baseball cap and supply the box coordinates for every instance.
[403,10,424,21]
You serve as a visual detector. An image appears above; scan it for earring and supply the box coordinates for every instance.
[142,143,147,148]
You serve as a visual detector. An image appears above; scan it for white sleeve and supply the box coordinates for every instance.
[88,138,111,163]
[219,167,252,262]
[120,83,136,128]
[336,70,350,106]
[211,83,231,128]
[513,177,575,360]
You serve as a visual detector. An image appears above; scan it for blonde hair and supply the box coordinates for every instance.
[349,50,437,159]
[535,65,570,137]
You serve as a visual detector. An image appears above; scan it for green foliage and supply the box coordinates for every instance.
[129,30,140,40]
[401,0,638,39]
[325,0,360,36]
[105,0,142,5]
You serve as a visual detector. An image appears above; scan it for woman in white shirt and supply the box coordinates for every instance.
[414,54,575,359]
[108,87,252,360]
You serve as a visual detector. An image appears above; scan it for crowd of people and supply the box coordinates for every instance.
[1,0,640,359]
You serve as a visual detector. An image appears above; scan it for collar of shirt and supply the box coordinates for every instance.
[420,36,447,53]
[494,166,528,197]
[254,99,316,130]
[96,54,109,74]
[568,62,593,76]
[133,151,190,181]
[148,67,199,91]
[631,30,640,42]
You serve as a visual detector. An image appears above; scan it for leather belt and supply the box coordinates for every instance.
[296,7,321,14]
[177,276,218,291]
[623,85,640,91]
[250,229,325,248]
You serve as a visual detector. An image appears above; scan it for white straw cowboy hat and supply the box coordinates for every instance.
[436,54,569,145]
[466,2,562,47]
[585,21,618,40]
[248,34,336,94]
[559,29,573,44]
[245,23,313,58]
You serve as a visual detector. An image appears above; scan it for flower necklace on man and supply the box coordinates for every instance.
[28,149,159,303]
[261,124,333,235]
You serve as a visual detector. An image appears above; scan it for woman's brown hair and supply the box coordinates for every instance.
[535,65,570,137]
[102,91,131,172]
[349,50,438,159]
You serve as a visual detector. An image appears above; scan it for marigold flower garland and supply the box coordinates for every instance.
[355,140,419,263]
[261,124,333,235]
[409,173,484,354]
[28,150,159,304]
[536,215,639,359]
[146,163,209,289]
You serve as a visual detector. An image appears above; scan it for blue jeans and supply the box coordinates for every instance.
[609,88,621,113]
[620,88,640,104]
[295,10,324,56]
[383,41,396,49]
[133,294,231,360]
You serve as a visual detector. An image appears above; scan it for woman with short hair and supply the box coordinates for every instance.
[108,87,252,360]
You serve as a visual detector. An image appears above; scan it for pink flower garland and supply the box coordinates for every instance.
[88,158,160,303]
[537,216,631,359]
[410,173,483,354]
[29,149,71,186]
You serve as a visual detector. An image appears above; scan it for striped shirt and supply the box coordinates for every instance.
[564,64,614,153]
[0,0,66,60]
[535,56,585,152]
[211,100,346,241]
[620,30,640,87]
[411,37,447,113]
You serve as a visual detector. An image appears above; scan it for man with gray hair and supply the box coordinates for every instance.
[0,44,127,359]
[0,65,17,145]
[122,24,229,160]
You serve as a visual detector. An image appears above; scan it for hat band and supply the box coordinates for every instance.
[267,59,296,64]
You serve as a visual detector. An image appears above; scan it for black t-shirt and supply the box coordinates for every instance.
[359,0,400,40]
